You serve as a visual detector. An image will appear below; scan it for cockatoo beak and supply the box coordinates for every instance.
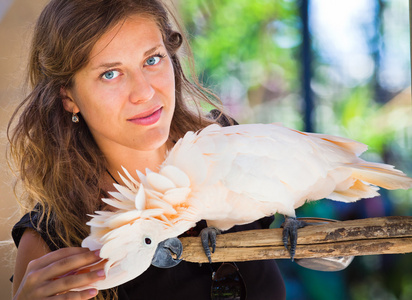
[151,237,183,268]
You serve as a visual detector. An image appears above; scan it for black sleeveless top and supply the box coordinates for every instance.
[11,111,286,299]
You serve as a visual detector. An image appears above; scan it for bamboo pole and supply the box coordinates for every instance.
[180,216,412,263]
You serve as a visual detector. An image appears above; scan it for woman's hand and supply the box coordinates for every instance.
[13,229,106,299]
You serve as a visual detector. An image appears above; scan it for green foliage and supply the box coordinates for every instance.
[179,0,300,93]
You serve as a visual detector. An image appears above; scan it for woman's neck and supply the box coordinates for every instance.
[102,140,173,188]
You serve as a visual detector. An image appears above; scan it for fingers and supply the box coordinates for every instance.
[28,248,102,283]
[41,269,105,296]
[19,248,106,298]
[27,247,91,273]
[48,288,98,300]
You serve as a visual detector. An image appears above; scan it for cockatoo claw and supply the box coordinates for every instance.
[151,237,183,268]
[200,227,221,264]
[281,217,307,261]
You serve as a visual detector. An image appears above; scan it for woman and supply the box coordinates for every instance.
[8,0,286,299]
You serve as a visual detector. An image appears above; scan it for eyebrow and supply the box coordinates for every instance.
[144,44,163,56]
[92,44,164,71]
[92,62,122,71]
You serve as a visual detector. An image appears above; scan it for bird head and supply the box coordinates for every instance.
[81,167,192,290]
[82,212,183,290]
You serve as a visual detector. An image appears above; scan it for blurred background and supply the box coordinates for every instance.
[1,0,411,299]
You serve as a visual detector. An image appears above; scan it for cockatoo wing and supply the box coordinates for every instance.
[162,123,412,229]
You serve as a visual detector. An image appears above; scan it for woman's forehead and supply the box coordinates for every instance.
[88,15,164,66]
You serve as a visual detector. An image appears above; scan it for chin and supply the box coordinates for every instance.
[138,129,170,152]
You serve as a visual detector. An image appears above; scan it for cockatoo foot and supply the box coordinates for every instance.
[200,227,221,263]
[281,217,307,261]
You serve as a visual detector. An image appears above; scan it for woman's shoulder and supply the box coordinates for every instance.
[12,205,62,251]
[12,208,40,248]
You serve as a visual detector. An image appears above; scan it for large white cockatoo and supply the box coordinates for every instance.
[82,123,412,290]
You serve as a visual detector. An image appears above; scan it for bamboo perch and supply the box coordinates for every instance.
[180,216,412,263]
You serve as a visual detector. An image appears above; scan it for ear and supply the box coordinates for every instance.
[60,87,80,114]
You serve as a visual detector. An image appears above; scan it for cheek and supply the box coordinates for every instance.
[73,90,120,131]
[159,62,176,100]
[75,78,122,111]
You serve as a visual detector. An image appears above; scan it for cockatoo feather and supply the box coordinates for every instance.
[147,172,177,192]
[101,197,134,211]
[159,165,191,188]
[112,184,136,202]
[121,166,140,186]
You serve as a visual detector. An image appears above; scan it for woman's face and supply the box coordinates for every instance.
[64,15,175,155]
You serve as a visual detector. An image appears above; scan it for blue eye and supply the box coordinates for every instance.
[145,56,161,66]
[102,70,120,80]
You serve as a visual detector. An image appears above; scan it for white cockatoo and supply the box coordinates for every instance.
[81,123,412,290]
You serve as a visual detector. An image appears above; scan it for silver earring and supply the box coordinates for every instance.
[72,112,79,123]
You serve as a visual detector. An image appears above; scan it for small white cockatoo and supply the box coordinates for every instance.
[82,123,412,290]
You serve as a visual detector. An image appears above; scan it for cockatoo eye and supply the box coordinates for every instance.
[145,237,152,245]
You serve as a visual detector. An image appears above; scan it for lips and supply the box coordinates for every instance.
[128,107,163,126]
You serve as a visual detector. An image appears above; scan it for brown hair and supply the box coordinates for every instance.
[7,0,224,298]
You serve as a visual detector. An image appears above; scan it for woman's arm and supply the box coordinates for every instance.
[13,228,105,299]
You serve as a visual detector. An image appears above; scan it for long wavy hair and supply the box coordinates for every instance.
[7,0,224,298]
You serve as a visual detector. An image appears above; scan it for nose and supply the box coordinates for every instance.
[129,70,155,103]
